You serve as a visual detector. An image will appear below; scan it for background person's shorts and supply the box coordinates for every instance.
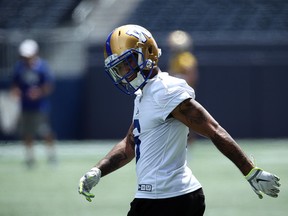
[20,111,52,137]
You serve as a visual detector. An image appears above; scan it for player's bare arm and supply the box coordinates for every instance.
[78,123,135,202]
[171,98,254,175]
[95,123,135,177]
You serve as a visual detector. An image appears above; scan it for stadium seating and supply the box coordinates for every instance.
[124,0,288,34]
[0,0,287,35]
[0,0,81,29]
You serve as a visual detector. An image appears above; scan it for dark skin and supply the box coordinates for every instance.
[95,67,254,177]
[172,98,254,175]
[96,124,135,177]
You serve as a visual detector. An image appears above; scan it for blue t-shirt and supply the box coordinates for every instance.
[12,58,53,112]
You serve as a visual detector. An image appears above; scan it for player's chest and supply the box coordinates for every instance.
[133,97,163,131]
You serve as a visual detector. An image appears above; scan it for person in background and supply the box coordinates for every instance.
[168,30,199,143]
[167,30,198,89]
[78,25,280,216]
[11,39,56,168]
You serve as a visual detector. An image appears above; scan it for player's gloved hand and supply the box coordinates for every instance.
[245,167,280,199]
[78,167,101,202]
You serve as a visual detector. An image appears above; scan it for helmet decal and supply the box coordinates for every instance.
[126,26,152,43]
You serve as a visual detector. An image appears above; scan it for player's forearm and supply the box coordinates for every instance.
[211,126,254,176]
[95,138,135,177]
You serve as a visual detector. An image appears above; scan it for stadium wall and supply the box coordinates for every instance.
[80,43,288,140]
[1,43,288,140]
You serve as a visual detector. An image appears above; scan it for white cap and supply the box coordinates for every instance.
[19,39,39,57]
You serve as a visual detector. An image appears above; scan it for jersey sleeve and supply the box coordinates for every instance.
[153,80,195,121]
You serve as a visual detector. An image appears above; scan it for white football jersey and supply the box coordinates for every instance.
[133,72,202,199]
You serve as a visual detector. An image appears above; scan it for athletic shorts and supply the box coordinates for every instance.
[19,111,52,137]
[127,188,205,216]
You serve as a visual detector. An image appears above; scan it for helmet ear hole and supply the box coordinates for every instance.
[148,46,153,54]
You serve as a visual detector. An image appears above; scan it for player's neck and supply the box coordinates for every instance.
[149,67,160,79]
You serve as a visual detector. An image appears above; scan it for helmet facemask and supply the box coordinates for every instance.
[105,48,154,95]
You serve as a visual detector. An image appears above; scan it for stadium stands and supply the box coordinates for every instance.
[125,0,288,32]
[1,0,287,42]
[0,0,81,29]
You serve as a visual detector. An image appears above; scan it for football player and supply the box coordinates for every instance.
[79,25,280,216]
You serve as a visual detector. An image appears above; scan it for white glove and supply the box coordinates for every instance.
[78,167,101,202]
[246,167,280,199]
